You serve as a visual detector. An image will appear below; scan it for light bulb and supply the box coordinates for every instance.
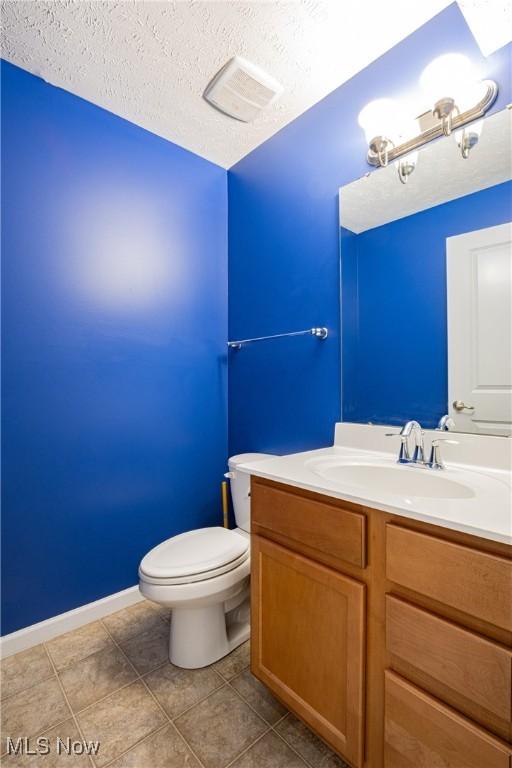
[358,98,401,144]
[420,53,480,107]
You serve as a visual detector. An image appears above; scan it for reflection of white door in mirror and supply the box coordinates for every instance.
[447,222,512,435]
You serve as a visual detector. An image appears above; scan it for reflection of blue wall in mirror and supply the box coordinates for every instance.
[341,180,511,427]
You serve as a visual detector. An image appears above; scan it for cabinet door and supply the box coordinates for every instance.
[251,534,365,767]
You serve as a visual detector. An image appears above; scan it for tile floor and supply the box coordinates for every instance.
[1,600,349,768]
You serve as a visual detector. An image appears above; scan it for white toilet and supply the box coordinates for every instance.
[139,453,274,669]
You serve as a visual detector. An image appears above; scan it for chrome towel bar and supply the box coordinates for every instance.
[227,327,328,350]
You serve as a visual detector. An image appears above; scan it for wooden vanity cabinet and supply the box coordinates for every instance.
[250,476,512,768]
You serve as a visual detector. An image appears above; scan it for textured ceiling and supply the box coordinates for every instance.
[340,108,512,233]
[1,1,510,168]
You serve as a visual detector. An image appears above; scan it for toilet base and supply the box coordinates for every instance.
[169,591,250,668]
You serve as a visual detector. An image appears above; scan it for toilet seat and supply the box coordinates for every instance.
[139,527,249,586]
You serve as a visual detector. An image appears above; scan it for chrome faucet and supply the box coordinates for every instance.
[386,420,425,465]
[437,414,456,431]
[401,420,425,463]
[387,421,458,469]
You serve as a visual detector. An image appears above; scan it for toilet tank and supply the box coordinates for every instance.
[227,453,275,532]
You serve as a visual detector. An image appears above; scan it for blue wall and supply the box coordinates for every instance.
[341,181,512,428]
[1,61,228,634]
[228,3,512,456]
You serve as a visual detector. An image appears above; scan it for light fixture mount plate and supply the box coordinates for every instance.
[433,96,456,120]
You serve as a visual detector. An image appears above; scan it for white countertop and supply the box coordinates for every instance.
[240,424,512,546]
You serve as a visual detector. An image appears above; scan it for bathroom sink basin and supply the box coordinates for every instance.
[306,460,475,500]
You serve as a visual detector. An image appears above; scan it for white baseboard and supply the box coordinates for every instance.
[0,585,144,658]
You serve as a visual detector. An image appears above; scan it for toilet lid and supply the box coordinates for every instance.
[139,527,249,581]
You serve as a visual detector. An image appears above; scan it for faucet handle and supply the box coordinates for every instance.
[412,429,426,464]
[428,438,459,469]
[385,432,410,463]
[431,438,459,448]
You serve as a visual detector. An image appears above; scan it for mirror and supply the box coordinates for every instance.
[339,107,512,436]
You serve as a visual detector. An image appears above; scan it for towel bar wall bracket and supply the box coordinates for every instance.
[227,327,328,350]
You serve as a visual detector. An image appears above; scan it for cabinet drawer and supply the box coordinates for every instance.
[251,479,366,568]
[386,524,512,631]
[386,596,512,740]
[384,671,512,768]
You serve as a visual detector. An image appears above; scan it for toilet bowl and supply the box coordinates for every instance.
[139,453,274,668]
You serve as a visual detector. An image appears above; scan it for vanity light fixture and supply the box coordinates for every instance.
[359,53,497,173]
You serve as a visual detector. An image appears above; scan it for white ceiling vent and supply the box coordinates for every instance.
[203,56,283,122]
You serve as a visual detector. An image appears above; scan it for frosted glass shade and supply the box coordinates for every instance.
[358,99,400,144]
[420,53,480,107]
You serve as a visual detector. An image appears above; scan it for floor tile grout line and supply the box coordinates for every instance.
[48,638,125,678]
[70,650,340,768]
[270,711,290,729]
[121,641,227,722]
[0,670,57,704]
[88,621,169,768]
[176,706,271,768]
[224,675,285,730]
[0,665,79,759]
[2,605,206,766]
[59,623,219,722]
[45,627,116,674]
[269,724,317,768]
[99,722,170,768]
[0,712,75,761]
[1,612,170,716]
[42,643,96,768]
[222,728,272,768]
[271,719,349,768]
[101,616,209,768]
[0,610,166,697]
[153,655,271,768]
[165,665,275,768]
[166,656,257,723]
[139,680,209,768]
[99,598,170,639]
[73,678,141,716]
[164,674,226,722]
[224,662,347,768]
[4,622,288,768]
[0,600,165,668]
